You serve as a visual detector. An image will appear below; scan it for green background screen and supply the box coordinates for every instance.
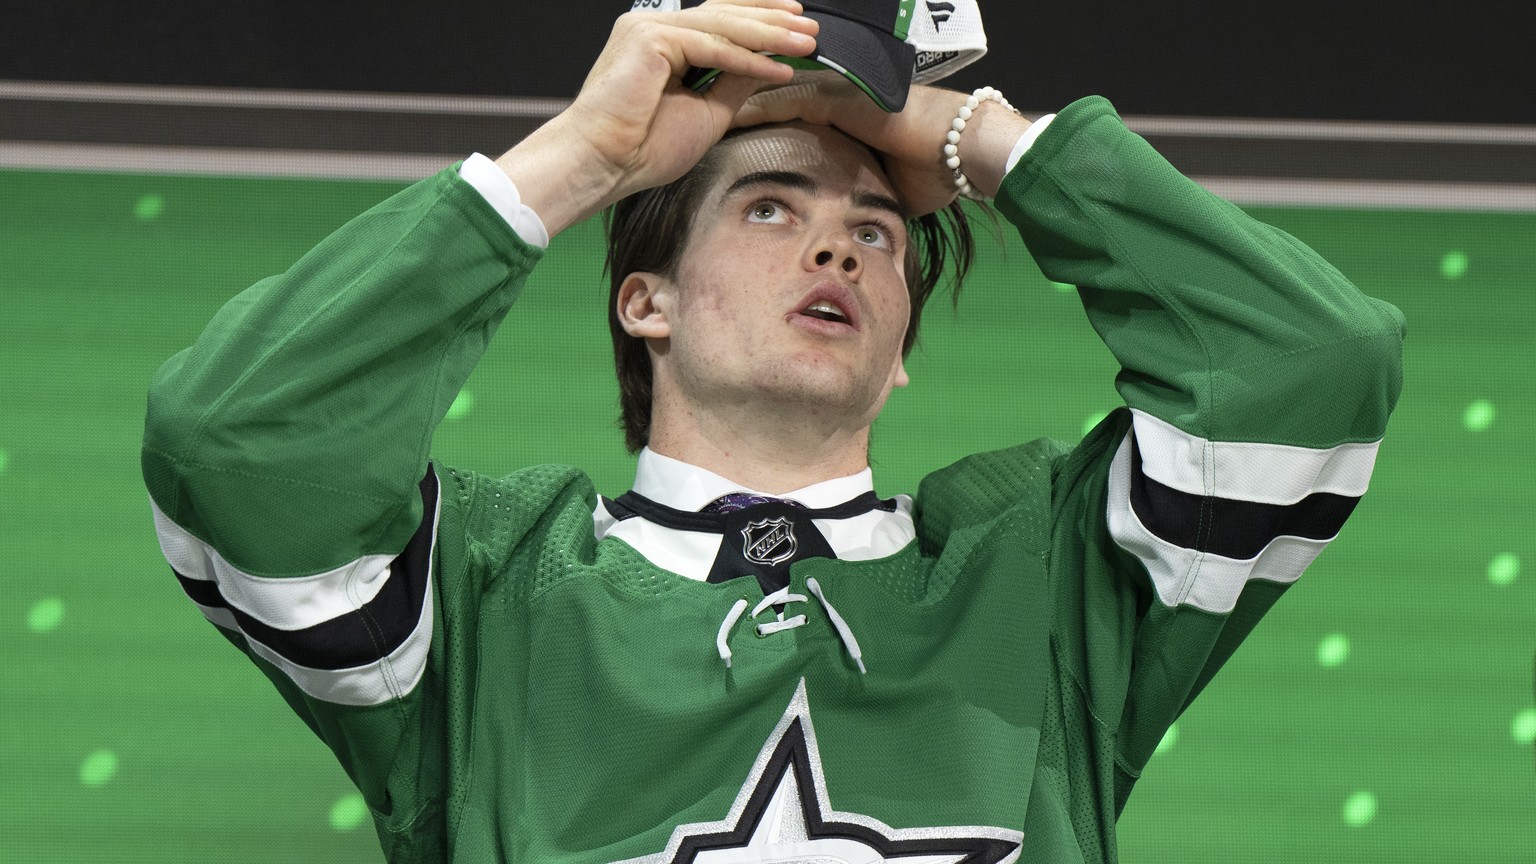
[2,166,1532,861]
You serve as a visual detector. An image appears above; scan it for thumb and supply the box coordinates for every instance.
[703,72,769,130]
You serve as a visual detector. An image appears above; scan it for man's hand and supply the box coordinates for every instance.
[498,0,818,237]
[732,74,1034,215]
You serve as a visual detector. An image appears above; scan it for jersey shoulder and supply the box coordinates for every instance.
[433,460,600,589]
[912,436,1079,556]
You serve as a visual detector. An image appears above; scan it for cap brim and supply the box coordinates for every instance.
[682,8,916,112]
[805,10,915,112]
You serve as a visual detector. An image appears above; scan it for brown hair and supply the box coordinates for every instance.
[603,131,977,453]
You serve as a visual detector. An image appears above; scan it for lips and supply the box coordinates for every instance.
[790,282,861,332]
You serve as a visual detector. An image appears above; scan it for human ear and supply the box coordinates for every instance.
[890,354,910,389]
[616,272,672,339]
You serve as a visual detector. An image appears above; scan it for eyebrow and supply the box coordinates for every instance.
[723,170,908,223]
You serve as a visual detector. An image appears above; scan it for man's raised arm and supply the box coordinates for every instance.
[140,0,818,812]
[998,95,1405,810]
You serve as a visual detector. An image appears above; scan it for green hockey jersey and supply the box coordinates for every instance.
[142,96,1405,862]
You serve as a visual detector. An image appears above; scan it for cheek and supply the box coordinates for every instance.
[681,238,794,324]
[875,268,912,346]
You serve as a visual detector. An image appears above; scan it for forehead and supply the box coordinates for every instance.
[708,122,897,201]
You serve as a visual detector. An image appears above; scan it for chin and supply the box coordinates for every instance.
[754,369,886,420]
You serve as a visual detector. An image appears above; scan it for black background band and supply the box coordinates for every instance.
[4,0,1530,123]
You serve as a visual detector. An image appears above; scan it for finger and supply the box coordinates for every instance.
[619,4,817,56]
[663,27,808,82]
[700,0,805,11]
[672,4,819,54]
[702,72,768,129]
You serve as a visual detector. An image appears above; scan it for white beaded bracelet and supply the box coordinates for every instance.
[944,86,1016,200]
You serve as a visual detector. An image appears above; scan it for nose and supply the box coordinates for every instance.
[805,232,862,279]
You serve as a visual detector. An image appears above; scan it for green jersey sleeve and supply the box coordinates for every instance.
[994,96,1405,813]
[141,164,541,820]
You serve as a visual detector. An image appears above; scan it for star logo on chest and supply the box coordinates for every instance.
[613,680,1023,864]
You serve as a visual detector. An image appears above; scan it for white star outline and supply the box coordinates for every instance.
[612,679,1023,864]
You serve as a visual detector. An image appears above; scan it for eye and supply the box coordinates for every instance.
[746,200,789,224]
[854,223,892,250]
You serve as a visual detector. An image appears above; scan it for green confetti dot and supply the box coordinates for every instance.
[1463,400,1495,432]
[329,792,368,831]
[1342,790,1377,827]
[1080,410,1112,438]
[133,194,165,220]
[27,597,64,633]
[1317,633,1350,667]
[79,750,119,787]
[1439,251,1468,279]
[1487,553,1519,586]
[445,390,474,420]
[1512,708,1536,745]
[1154,723,1179,755]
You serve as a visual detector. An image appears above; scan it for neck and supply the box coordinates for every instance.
[645,395,873,495]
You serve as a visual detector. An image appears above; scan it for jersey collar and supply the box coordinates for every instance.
[634,447,878,512]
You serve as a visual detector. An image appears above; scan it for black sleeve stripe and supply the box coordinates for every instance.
[1128,436,1361,560]
[174,571,225,608]
[172,467,438,672]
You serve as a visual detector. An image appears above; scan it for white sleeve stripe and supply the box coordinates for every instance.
[242,578,434,707]
[1131,408,1381,505]
[150,495,396,631]
[190,601,239,632]
[1108,431,1330,614]
[175,496,439,707]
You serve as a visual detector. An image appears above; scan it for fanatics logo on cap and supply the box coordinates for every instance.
[742,517,797,566]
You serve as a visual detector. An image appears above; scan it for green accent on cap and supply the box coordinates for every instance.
[1317,633,1350,667]
[1488,553,1519,586]
[134,194,165,221]
[781,56,834,72]
[1440,251,1468,279]
[446,390,474,420]
[1342,791,1378,827]
[786,55,895,111]
[1154,723,1179,755]
[80,750,119,787]
[1512,708,1536,745]
[894,0,917,40]
[1463,399,1495,432]
[329,792,369,831]
[27,597,64,633]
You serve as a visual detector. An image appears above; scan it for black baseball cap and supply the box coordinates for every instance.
[633,0,920,112]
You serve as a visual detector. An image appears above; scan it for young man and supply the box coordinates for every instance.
[143,1,1405,860]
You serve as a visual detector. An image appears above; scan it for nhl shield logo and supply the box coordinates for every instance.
[741,517,797,566]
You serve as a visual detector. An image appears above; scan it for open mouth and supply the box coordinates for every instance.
[791,283,861,332]
[800,301,850,324]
